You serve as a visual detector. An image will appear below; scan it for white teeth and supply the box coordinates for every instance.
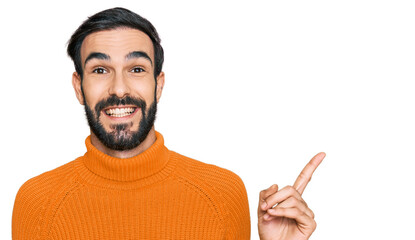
[105,107,135,117]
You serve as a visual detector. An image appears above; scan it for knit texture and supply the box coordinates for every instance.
[12,132,251,239]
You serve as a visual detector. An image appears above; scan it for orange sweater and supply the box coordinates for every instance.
[12,132,250,239]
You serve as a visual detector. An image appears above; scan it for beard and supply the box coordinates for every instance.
[83,94,157,151]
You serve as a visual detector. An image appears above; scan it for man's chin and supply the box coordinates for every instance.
[99,131,142,151]
[112,131,134,141]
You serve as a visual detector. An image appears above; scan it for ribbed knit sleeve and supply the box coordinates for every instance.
[12,161,78,240]
[12,176,49,239]
[210,169,251,239]
[219,171,251,239]
[177,153,251,239]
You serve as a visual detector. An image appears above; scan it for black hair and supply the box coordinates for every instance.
[67,7,164,80]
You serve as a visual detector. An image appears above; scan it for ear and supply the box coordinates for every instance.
[72,72,85,105]
[155,71,165,103]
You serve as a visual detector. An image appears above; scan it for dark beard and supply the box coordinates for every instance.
[83,94,157,151]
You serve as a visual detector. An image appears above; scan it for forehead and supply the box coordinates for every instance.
[80,28,155,63]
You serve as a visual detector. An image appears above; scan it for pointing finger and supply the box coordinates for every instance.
[293,152,325,195]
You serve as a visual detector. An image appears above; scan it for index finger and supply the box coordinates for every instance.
[293,152,325,195]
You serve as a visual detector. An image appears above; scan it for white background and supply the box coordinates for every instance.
[1,0,414,239]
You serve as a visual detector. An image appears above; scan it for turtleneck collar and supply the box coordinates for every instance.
[82,131,170,182]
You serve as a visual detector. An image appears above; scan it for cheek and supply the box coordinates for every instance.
[82,80,108,108]
[131,80,156,102]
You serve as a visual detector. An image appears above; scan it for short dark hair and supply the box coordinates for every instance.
[67,7,164,80]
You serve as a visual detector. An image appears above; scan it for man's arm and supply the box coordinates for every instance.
[12,178,49,239]
[224,173,251,239]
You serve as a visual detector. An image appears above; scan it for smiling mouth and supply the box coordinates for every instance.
[103,107,137,118]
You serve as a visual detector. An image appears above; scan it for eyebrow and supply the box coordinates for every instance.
[84,52,110,67]
[126,51,153,66]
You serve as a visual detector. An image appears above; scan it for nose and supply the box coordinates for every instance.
[108,72,131,98]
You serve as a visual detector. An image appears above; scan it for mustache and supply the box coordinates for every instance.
[94,95,147,115]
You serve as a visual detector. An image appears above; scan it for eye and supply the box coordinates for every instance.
[131,67,145,73]
[92,67,107,74]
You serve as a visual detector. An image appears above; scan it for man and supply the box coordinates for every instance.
[12,7,324,239]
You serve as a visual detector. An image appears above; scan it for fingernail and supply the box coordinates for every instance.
[268,209,275,213]
[263,213,270,220]
[261,202,267,209]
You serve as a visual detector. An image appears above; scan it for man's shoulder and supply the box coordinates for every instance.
[169,151,251,237]
[12,159,81,238]
[17,160,77,193]
[13,159,79,209]
[170,151,247,195]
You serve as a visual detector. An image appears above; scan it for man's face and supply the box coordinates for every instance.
[73,28,164,150]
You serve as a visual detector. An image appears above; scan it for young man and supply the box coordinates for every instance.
[12,7,324,240]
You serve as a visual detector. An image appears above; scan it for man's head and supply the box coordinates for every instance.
[68,8,165,151]
[68,7,164,80]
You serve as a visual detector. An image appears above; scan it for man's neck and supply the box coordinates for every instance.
[90,128,157,159]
